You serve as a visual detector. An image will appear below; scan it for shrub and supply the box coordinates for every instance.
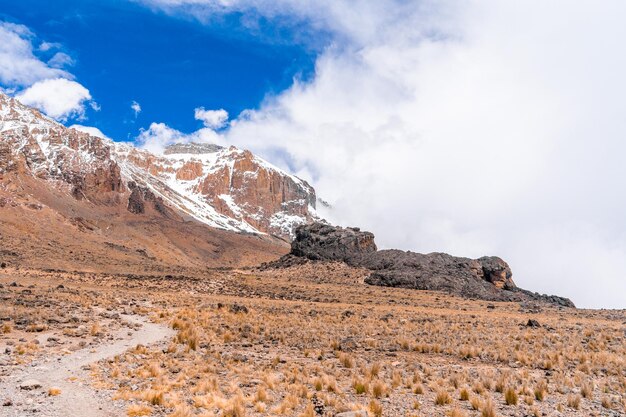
[534,381,547,401]
[481,398,496,417]
[459,387,470,401]
[435,390,452,406]
[567,394,581,410]
[369,400,383,417]
[372,380,387,398]
[504,387,518,405]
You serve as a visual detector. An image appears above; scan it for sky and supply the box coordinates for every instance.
[1,0,626,309]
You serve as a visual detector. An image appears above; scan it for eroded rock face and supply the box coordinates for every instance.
[291,222,377,261]
[127,181,172,217]
[283,222,574,307]
[112,143,319,238]
[0,94,125,203]
[476,256,514,289]
[0,93,319,238]
[196,148,317,237]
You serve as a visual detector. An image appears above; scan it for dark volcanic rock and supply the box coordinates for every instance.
[291,222,376,262]
[127,181,171,217]
[360,250,517,302]
[283,222,574,307]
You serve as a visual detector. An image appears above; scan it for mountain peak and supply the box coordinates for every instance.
[163,142,224,155]
[0,95,319,239]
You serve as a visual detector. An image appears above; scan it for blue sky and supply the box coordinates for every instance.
[0,0,318,141]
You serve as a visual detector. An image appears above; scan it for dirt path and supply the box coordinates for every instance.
[1,314,174,417]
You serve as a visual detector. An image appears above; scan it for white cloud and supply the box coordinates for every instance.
[136,120,225,154]
[0,20,94,122]
[139,0,626,308]
[194,107,228,128]
[38,41,62,52]
[17,78,92,121]
[69,124,110,140]
[47,52,75,69]
[0,22,70,86]
[131,100,142,117]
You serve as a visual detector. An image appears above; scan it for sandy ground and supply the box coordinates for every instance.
[0,314,174,417]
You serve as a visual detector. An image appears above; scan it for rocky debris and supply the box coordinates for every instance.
[278,222,575,307]
[526,319,541,327]
[291,222,376,262]
[228,304,249,314]
[19,379,42,390]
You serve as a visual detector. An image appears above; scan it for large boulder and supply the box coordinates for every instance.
[361,250,517,302]
[291,222,377,262]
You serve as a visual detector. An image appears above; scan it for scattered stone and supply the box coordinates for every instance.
[311,394,324,416]
[229,304,248,314]
[20,379,42,390]
[526,319,541,328]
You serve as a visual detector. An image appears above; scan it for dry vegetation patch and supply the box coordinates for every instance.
[1,266,624,416]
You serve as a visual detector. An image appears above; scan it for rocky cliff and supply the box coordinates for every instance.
[0,92,318,239]
[273,222,574,307]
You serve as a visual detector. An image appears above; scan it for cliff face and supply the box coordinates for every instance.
[115,143,318,238]
[0,92,319,239]
[0,94,124,204]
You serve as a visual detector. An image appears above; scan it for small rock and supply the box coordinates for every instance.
[526,319,541,328]
[20,379,42,390]
[229,304,248,314]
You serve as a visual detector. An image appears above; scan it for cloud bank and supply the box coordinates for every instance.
[137,0,626,309]
[0,21,93,122]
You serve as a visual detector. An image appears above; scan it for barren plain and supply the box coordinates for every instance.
[1,262,624,417]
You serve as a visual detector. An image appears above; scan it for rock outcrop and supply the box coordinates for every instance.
[291,222,377,261]
[127,181,174,217]
[278,222,575,307]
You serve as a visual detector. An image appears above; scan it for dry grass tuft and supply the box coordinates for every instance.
[504,386,518,405]
[435,390,452,406]
[127,404,152,417]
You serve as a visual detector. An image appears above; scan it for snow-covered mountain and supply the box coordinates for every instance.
[0,92,318,239]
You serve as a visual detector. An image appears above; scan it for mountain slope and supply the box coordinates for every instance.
[0,93,324,271]
[0,92,318,239]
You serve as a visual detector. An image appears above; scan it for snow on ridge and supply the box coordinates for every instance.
[1,93,317,237]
